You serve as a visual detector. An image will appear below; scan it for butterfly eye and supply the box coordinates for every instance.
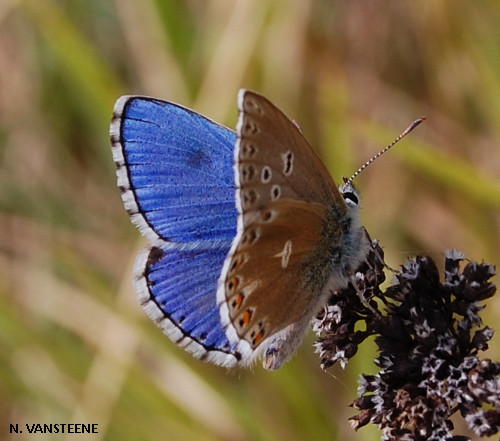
[342,191,359,206]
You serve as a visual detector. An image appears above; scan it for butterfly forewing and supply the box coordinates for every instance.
[111,96,237,247]
[236,91,344,206]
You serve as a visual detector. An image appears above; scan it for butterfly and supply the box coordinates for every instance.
[110,90,370,370]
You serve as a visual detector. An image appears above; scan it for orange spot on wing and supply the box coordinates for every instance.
[254,330,264,345]
[236,292,244,308]
[243,309,253,325]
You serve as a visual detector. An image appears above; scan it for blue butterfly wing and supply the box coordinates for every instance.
[135,246,241,367]
[110,96,241,367]
[112,96,236,245]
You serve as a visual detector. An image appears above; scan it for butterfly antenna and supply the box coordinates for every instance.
[342,117,426,189]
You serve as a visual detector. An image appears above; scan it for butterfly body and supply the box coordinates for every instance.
[111,90,368,369]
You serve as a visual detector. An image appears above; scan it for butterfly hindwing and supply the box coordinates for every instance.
[219,200,333,349]
[135,245,240,367]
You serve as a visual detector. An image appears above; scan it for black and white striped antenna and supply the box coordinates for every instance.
[342,117,426,189]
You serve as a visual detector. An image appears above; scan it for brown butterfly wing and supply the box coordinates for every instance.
[236,90,345,206]
[218,90,350,356]
[222,199,347,350]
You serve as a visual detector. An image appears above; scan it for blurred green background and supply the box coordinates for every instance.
[1,1,500,440]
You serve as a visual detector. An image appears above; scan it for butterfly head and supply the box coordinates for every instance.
[340,178,360,209]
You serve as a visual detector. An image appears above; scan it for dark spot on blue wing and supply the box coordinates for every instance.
[187,149,211,169]
[147,247,166,267]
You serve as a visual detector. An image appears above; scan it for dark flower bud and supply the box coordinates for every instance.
[314,234,498,440]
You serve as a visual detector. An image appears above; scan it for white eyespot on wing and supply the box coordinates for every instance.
[270,184,281,200]
[275,240,293,269]
[281,150,294,176]
[261,166,272,183]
